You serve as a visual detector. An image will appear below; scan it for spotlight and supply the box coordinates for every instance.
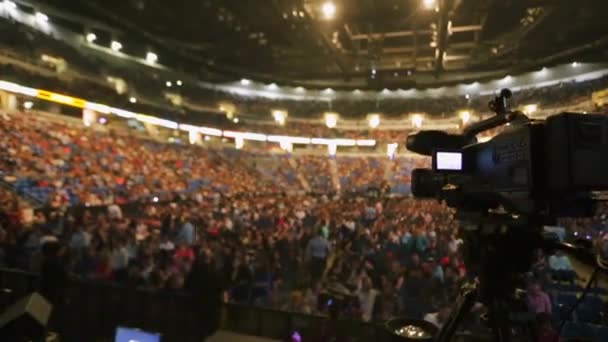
[23,101,33,109]
[233,117,239,123]
[111,41,122,52]
[129,97,137,104]
[35,12,48,23]
[86,33,97,43]
[146,52,158,64]
[240,79,251,85]
[321,1,336,20]
[176,80,182,86]
[153,197,159,203]
[166,81,172,87]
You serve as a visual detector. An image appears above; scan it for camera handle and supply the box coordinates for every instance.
[462,88,529,139]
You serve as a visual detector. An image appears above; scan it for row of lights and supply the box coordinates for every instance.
[85,33,161,66]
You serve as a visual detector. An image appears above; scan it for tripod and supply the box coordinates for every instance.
[436,217,543,342]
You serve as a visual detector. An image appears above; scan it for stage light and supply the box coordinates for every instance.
[240,79,251,85]
[146,52,158,64]
[368,114,381,128]
[176,80,182,86]
[86,33,97,43]
[423,0,436,10]
[411,114,424,128]
[321,1,336,20]
[111,41,122,52]
[324,112,338,128]
[459,110,471,124]
[23,101,33,109]
[129,97,137,104]
[166,81,172,87]
[35,12,48,23]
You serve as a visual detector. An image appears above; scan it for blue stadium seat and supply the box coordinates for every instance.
[561,322,594,340]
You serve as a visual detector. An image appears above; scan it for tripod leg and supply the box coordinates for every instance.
[435,286,478,342]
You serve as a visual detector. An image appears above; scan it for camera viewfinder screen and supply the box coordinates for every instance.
[115,327,161,342]
[435,152,463,171]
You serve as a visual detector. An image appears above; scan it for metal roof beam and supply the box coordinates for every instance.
[349,25,481,40]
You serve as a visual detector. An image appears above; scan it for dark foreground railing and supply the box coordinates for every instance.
[0,268,391,342]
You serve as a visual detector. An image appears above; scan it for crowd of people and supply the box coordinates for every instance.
[0,110,604,340]
[0,13,607,342]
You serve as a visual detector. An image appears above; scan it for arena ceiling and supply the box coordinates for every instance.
[24,0,608,88]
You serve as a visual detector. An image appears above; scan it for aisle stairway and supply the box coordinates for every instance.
[328,157,341,192]
[288,156,310,191]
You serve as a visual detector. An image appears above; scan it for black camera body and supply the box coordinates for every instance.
[408,90,608,217]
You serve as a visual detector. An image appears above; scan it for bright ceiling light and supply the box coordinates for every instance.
[176,80,182,86]
[411,114,424,128]
[423,0,436,10]
[146,52,158,64]
[324,112,339,128]
[111,41,122,52]
[240,79,251,85]
[233,117,239,123]
[321,1,336,20]
[166,81,172,87]
[129,97,137,104]
[35,12,48,23]
[368,114,381,128]
[23,101,33,109]
[459,110,471,124]
[86,33,97,43]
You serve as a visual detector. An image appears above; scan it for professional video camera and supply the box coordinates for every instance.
[407,88,608,217]
[385,89,608,342]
